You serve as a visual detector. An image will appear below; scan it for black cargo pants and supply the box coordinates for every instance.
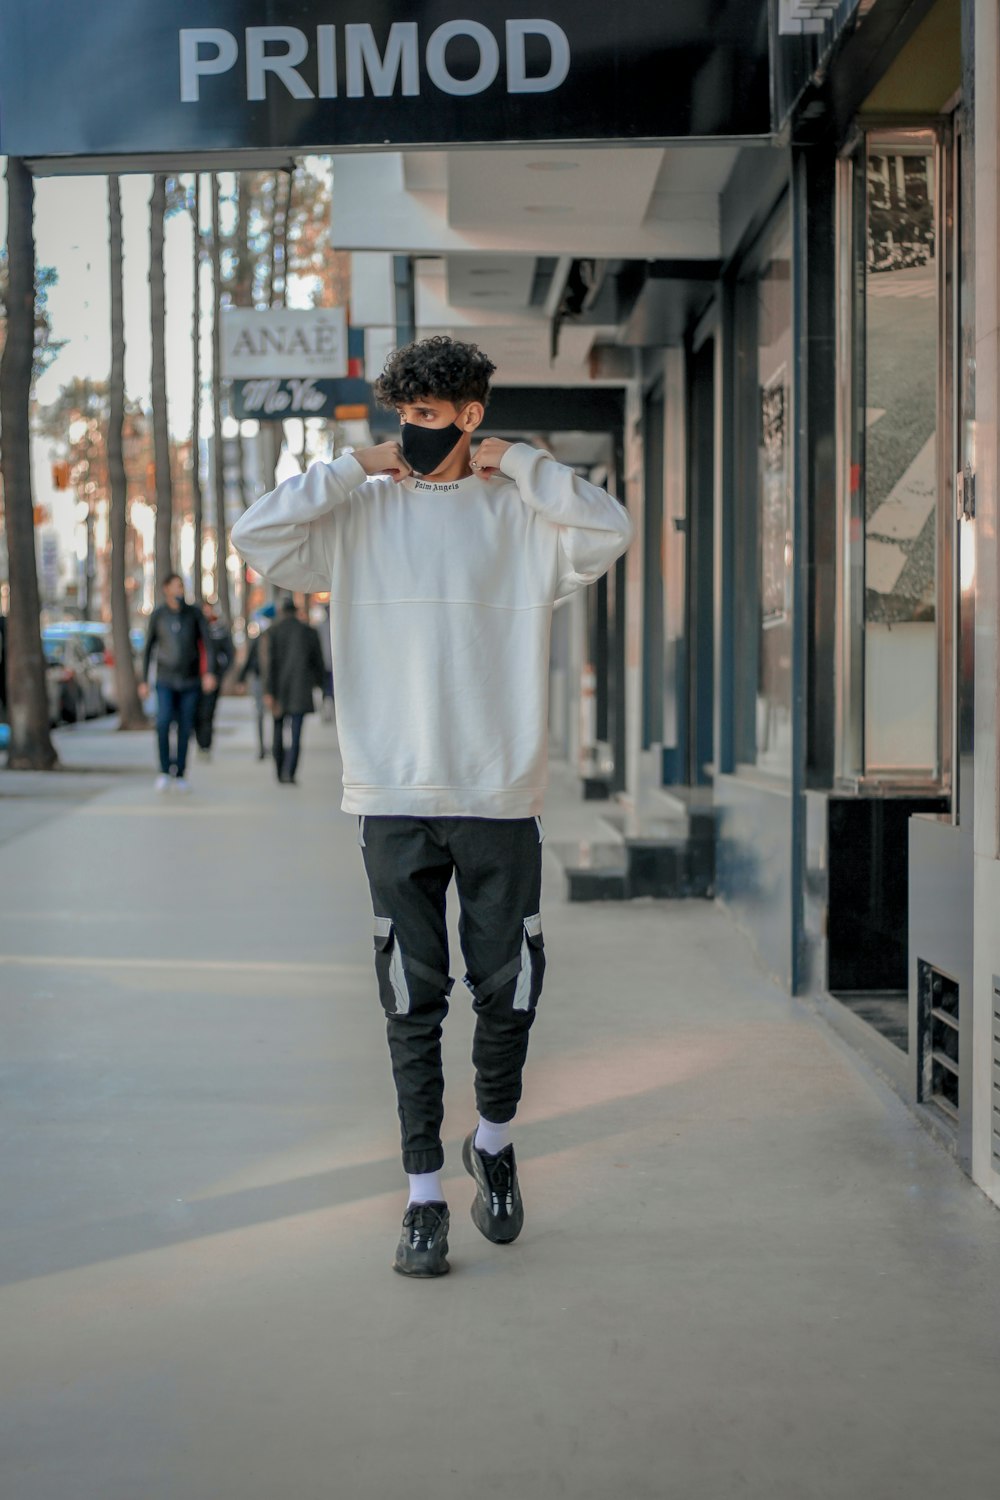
[360,815,545,1174]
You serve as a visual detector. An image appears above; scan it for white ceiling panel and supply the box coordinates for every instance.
[415,259,543,328]
[350,252,395,327]
[412,318,623,389]
[545,432,613,467]
[651,145,741,194]
[403,153,448,191]
[446,255,537,309]
[447,148,664,231]
[416,258,553,326]
[331,150,723,257]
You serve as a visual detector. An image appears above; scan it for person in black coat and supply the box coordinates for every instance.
[194,604,234,756]
[266,597,326,784]
[238,622,270,760]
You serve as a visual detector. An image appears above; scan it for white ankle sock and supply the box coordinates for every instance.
[407,1171,444,1205]
[474,1117,511,1156]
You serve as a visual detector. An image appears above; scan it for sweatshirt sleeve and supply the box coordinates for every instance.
[231,453,368,593]
[498,443,634,600]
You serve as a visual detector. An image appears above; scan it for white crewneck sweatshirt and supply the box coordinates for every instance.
[231,442,632,817]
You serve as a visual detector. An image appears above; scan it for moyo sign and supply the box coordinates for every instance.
[0,3,771,158]
[222,308,348,380]
[232,377,342,420]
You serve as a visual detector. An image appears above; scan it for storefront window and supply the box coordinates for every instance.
[863,138,938,773]
[839,129,944,783]
[733,206,794,775]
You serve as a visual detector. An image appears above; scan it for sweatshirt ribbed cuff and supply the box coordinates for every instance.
[328,452,368,490]
[497,442,546,484]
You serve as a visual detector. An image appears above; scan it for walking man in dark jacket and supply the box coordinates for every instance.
[139,573,217,793]
[266,597,325,784]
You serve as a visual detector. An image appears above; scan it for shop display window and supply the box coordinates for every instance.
[732,205,794,775]
[837,128,950,786]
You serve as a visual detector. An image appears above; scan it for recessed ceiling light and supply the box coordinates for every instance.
[524,205,574,214]
[525,161,580,172]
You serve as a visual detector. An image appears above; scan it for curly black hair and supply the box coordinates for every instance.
[373,335,497,410]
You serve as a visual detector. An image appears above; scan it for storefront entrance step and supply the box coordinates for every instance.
[548,840,629,902]
[550,833,714,903]
[581,775,613,800]
[566,868,630,901]
[625,836,714,900]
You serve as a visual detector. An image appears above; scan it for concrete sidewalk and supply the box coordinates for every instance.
[1,702,998,1500]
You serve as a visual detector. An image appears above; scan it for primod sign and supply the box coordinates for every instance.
[180,21,570,104]
[0,2,772,159]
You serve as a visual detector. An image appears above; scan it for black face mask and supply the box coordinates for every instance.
[401,420,464,477]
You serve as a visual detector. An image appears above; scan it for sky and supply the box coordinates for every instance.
[2,168,202,435]
[0,163,326,591]
[1,162,331,436]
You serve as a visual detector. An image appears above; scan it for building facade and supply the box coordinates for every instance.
[3,0,998,1203]
[543,0,1000,1203]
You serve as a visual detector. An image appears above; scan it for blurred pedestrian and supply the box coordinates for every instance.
[238,608,273,760]
[195,603,234,759]
[266,597,325,784]
[0,613,7,722]
[312,602,335,722]
[139,573,217,793]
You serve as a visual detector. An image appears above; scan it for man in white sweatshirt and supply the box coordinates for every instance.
[232,336,632,1278]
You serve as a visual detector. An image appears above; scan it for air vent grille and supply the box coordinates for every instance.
[917,960,959,1128]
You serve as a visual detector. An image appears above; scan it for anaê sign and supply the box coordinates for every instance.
[221,308,348,380]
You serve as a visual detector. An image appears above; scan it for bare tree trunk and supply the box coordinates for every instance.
[209,173,231,622]
[277,167,294,307]
[274,167,298,482]
[0,158,58,769]
[191,174,204,605]
[108,176,146,732]
[234,172,254,306]
[264,173,278,308]
[84,506,96,618]
[232,172,255,632]
[149,174,173,588]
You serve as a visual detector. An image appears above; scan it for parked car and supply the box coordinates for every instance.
[42,632,106,725]
[43,620,137,712]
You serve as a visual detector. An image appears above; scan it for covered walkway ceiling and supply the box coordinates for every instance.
[336,144,744,387]
[332,145,740,258]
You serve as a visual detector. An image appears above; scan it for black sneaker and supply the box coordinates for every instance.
[462,1133,523,1244]
[393,1201,450,1278]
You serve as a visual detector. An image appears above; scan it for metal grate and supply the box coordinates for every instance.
[917,960,960,1127]
[993,979,1000,1173]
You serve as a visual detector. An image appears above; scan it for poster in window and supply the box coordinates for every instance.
[760,368,789,625]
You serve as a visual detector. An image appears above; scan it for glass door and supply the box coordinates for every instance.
[733,203,795,777]
[837,127,953,788]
